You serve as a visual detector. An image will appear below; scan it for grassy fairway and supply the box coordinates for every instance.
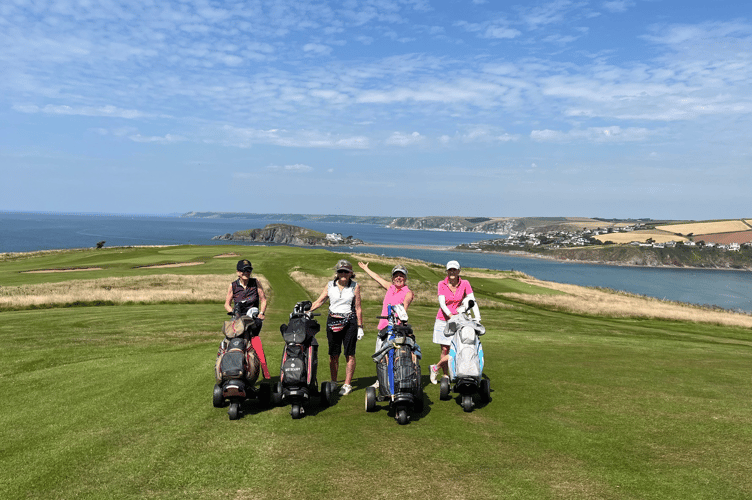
[1,245,751,499]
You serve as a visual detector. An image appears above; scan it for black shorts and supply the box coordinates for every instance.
[326,315,358,357]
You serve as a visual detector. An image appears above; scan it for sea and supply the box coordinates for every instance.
[2,211,751,313]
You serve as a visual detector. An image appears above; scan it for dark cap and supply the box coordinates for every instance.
[237,259,253,272]
[335,259,353,272]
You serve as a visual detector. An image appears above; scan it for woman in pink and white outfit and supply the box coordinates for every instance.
[429,260,480,384]
[358,261,414,350]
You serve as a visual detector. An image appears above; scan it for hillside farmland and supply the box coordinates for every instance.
[594,230,687,244]
[695,231,752,245]
[657,220,752,235]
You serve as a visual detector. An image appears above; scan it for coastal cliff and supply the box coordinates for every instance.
[212,224,365,246]
[458,243,752,271]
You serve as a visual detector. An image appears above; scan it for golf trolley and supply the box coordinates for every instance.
[274,301,337,419]
[365,304,424,425]
[439,299,491,412]
[213,305,272,420]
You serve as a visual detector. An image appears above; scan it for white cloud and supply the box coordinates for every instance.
[385,131,424,146]
[129,133,186,144]
[212,125,370,149]
[530,126,652,143]
[601,1,635,14]
[303,43,333,56]
[13,104,151,119]
[266,163,314,172]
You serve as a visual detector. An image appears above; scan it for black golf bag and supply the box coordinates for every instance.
[275,301,336,419]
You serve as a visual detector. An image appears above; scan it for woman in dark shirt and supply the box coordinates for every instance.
[224,259,270,379]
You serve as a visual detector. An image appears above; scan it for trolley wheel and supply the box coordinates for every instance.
[213,384,225,408]
[439,377,451,400]
[228,402,241,420]
[259,382,272,406]
[480,378,491,404]
[365,386,377,412]
[271,381,283,406]
[291,404,303,420]
[396,408,409,425]
[321,381,333,407]
[462,394,474,412]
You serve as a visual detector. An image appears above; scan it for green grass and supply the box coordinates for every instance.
[1,245,751,499]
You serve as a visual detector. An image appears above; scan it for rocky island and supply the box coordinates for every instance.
[212,224,365,247]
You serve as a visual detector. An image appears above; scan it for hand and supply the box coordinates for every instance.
[358,262,369,271]
[357,327,364,340]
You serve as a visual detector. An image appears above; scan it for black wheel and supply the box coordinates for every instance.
[480,379,491,403]
[259,382,272,406]
[462,394,473,412]
[213,384,225,408]
[396,408,409,425]
[228,403,240,420]
[321,381,332,407]
[271,381,283,406]
[439,377,450,400]
[291,404,303,419]
[365,386,377,412]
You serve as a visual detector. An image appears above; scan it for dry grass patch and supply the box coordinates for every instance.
[213,253,240,258]
[506,276,752,330]
[657,220,750,235]
[0,274,271,308]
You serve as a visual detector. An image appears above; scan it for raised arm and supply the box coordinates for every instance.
[357,261,390,290]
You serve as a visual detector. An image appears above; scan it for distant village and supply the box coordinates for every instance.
[465,223,752,252]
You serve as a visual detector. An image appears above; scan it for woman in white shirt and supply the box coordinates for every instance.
[311,259,364,396]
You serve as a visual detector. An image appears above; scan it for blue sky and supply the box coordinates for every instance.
[1,0,750,219]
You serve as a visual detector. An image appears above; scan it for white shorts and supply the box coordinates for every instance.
[432,319,450,346]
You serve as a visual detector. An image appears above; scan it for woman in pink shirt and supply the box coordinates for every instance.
[429,260,479,384]
[358,261,414,392]
[358,261,414,346]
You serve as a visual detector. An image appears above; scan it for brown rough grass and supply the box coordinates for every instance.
[657,220,750,235]
[0,274,270,308]
[507,275,752,330]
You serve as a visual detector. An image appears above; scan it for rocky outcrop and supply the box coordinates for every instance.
[212,224,365,246]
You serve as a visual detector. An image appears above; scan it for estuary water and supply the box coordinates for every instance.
[2,212,751,312]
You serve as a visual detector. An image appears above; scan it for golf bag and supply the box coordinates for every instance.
[276,301,335,419]
[440,299,490,412]
[446,314,485,382]
[213,309,268,420]
[369,304,423,424]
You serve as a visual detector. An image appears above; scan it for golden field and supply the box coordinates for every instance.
[657,220,752,235]
[593,229,686,244]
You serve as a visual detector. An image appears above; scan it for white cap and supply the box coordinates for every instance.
[446,260,461,270]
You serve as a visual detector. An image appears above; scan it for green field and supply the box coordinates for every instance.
[1,245,751,499]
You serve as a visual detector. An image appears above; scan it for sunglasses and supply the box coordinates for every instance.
[337,270,351,274]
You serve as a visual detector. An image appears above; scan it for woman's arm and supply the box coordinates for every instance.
[403,289,414,310]
[438,294,452,318]
[354,283,363,328]
[310,285,330,312]
[357,262,390,290]
[257,282,267,319]
[224,283,234,313]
